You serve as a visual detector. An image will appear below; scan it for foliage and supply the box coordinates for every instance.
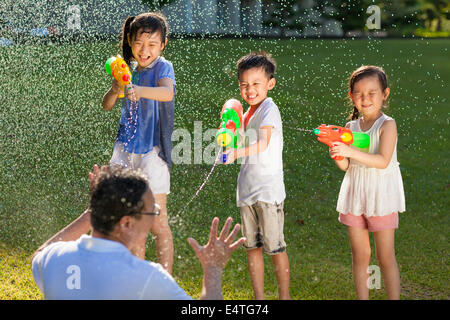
[261,0,449,36]
[418,0,450,32]
[141,0,178,11]
[262,0,306,36]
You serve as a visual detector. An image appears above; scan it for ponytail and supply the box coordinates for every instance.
[119,13,170,65]
[120,16,135,65]
[350,106,360,120]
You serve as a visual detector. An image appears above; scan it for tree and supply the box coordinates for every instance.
[377,0,422,35]
[315,0,373,32]
[140,0,178,11]
[418,0,450,31]
[262,0,306,37]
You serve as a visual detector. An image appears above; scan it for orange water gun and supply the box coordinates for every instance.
[313,124,370,161]
[105,55,132,98]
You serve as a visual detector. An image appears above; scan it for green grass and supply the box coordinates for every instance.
[0,38,448,300]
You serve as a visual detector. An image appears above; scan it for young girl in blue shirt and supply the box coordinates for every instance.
[102,12,175,274]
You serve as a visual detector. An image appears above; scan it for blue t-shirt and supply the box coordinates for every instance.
[116,57,175,167]
[32,235,193,300]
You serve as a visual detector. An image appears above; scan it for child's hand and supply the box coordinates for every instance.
[88,164,110,191]
[124,84,141,101]
[330,142,354,159]
[111,79,123,96]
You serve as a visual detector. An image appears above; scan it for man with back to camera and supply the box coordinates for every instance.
[31,164,245,299]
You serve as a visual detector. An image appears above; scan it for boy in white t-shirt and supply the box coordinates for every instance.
[223,51,290,300]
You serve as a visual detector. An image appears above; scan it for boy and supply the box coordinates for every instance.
[223,51,290,300]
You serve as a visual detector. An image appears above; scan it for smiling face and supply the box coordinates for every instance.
[129,28,166,69]
[238,67,276,108]
[350,75,390,118]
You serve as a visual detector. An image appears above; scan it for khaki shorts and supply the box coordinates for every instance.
[110,143,170,195]
[240,201,286,255]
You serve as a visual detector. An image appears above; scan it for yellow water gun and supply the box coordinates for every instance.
[105,55,132,98]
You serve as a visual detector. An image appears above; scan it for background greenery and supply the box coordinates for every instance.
[262,0,450,37]
[1,0,449,42]
[0,37,448,299]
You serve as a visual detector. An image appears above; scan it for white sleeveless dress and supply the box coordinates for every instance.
[336,113,406,217]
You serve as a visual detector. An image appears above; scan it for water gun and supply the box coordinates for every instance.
[216,99,243,163]
[313,124,370,161]
[105,55,132,98]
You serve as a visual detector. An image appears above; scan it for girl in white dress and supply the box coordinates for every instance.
[330,66,405,300]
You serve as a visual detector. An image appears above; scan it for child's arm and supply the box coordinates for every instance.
[330,120,397,169]
[223,126,272,164]
[125,78,174,102]
[331,151,350,171]
[102,79,121,111]
[330,122,351,171]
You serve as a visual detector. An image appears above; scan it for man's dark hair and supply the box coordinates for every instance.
[236,51,277,80]
[89,168,150,235]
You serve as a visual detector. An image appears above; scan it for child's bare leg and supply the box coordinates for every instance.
[247,247,265,300]
[150,193,174,274]
[271,251,291,300]
[374,229,400,300]
[347,226,371,300]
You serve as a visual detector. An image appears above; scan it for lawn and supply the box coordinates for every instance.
[0,37,448,300]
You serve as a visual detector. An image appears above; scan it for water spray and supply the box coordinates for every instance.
[176,151,223,216]
[177,99,243,215]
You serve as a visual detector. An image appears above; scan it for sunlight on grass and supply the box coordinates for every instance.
[0,244,42,300]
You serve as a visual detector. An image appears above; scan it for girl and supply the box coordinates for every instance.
[330,66,405,299]
[102,12,175,274]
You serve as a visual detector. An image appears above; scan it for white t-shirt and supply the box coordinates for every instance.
[32,235,192,300]
[237,97,286,207]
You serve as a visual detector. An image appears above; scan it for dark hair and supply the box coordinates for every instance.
[348,65,389,120]
[89,167,150,235]
[120,12,170,65]
[236,51,277,80]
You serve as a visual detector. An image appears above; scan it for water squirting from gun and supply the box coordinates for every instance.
[286,124,370,160]
[177,99,244,215]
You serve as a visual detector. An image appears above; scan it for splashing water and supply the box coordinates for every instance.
[285,126,313,133]
[122,84,139,149]
[0,2,448,301]
[176,150,223,216]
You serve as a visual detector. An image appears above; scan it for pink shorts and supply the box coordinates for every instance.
[339,212,398,232]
